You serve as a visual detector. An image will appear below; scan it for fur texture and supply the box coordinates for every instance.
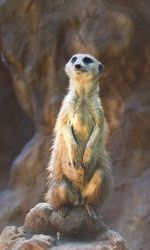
[45,53,112,218]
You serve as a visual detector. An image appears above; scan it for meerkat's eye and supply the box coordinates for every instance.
[71,57,77,63]
[83,57,93,64]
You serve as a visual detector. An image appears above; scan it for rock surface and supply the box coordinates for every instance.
[0,226,55,250]
[24,203,107,240]
[0,227,128,250]
[0,1,150,250]
[0,203,128,250]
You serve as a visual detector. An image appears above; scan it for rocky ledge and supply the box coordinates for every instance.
[0,203,128,250]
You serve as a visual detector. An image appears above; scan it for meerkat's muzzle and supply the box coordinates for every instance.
[74,64,87,73]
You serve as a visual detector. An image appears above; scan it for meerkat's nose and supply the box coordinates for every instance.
[75,64,82,70]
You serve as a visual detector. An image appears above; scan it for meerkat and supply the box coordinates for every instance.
[45,53,112,220]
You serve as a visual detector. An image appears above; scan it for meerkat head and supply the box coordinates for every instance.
[65,53,104,83]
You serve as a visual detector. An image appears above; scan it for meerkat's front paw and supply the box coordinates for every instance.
[68,144,82,169]
[83,145,93,167]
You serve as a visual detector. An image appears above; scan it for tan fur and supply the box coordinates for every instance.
[45,53,112,217]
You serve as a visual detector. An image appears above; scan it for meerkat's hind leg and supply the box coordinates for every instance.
[58,187,81,217]
[85,204,102,222]
[58,180,80,217]
[58,206,70,217]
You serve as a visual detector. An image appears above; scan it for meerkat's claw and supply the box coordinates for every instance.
[59,206,70,217]
[85,204,101,222]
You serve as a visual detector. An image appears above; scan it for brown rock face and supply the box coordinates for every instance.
[0,203,128,250]
[23,203,107,240]
[0,60,34,191]
[0,1,150,250]
[0,226,55,250]
[0,226,128,250]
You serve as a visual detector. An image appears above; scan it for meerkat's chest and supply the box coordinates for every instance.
[70,102,94,142]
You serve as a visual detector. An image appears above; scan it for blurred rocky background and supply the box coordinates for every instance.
[0,0,149,249]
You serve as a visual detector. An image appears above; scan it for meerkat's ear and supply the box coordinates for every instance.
[98,63,105,74]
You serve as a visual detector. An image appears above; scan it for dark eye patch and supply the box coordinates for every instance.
[83,57,93,64]
[71,56,77,63]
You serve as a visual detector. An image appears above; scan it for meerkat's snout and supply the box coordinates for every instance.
[74,64,83,70]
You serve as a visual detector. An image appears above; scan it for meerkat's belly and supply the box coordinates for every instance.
[71,104,94,145]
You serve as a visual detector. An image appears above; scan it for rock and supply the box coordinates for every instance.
[0,226,55,250]
[0,59,34,191]
[16,234,55,250]
[49,208,106,241]
[0,226,23,242]
[102,75,150,249]
[24,203,106,240]
[23,203,128,249]
[0,225,127,250]
[0,208,128,250]
[24,203,55,235]
[51,230,128,250]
